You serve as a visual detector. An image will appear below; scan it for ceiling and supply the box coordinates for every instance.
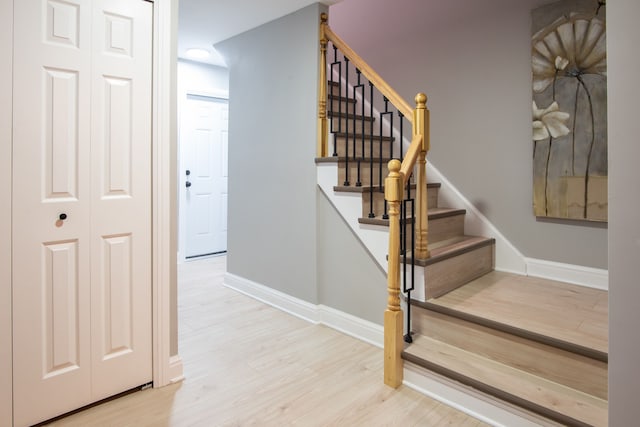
[178,0,342,67]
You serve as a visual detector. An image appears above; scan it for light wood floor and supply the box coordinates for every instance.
[429,271,608,354]
[44,256,487,426]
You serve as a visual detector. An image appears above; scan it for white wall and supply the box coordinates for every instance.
[607,1,640,425]
[0,1,12,424]
[329,0,608,270]
[177,60,229,262]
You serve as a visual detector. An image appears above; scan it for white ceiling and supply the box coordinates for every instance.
[178,0,342,67]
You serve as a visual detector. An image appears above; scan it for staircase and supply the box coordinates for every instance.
[317,81,608,426]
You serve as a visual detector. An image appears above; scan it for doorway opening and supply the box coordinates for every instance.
[177,60,230,262]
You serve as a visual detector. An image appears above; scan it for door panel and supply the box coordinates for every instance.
[43,240,81,377]
[90,0,152,400]
[12,0,93,423]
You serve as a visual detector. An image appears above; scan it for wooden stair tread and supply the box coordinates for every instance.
[316,156,392,164]
[328,111,375,121]
[332,132,394,141]
[332,182,440,193]
[426,271,609,356]
[410,309,608,399]
[328,94,356,103]
[358,208,464,226]
[403,334,608,427]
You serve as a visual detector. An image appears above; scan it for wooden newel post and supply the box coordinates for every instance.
[317,13,329,158]
[413,93,430,259]
[384,159,404,388]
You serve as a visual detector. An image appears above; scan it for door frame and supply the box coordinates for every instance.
[0,2,181,423]
[152,0,183,387]
[178,89,229,263]
[0,0,13,424]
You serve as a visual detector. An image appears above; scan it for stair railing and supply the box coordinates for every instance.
[318,13,431,389]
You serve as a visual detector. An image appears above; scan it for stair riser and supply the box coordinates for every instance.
[360,187,441,222]
[337,162,385,186]
[424,244,494,299]
[329,117,375,135]
[329,83,348,97]
[329,98,356,115]
[331,136,393,158]
[429,214,465,244]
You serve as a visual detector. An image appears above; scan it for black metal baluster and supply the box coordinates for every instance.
[380,97,391,220]
[358,70,365,164]
[343,56,350,186]
[403,197,415,344]
[368,81,375,218]
[399,112,405,162]
[330,44,341,157]
[354,69,364,187]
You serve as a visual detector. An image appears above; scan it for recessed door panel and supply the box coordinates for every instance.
[100,234,133,359]
[43,240,80,378]
[44,67,79,200]
[46,0,80,48]
[103,76,132,197]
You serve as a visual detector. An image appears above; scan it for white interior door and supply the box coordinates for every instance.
[89,0,152,401]
[12,1,152,425]
[182,95,229,258]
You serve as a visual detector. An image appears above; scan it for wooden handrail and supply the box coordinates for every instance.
[323,24,413,121]
[399,135,422,186]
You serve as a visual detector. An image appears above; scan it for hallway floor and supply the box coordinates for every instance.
[44,256,487,426]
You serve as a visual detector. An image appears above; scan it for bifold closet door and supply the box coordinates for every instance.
[12,1,152,425]
[89,0,153,402]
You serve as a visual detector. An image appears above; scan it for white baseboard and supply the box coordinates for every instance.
[168,355,184,384]
[404,364,554,427]
[224,273,384,347]
[224,273,318,324]
[317,305,383,348]
[525,257,608,290]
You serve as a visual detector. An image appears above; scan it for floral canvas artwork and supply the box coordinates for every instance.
[532,0,607,221]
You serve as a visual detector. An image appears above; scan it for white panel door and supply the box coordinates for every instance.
[89,0,152,401]
[12,1,93,425]
[12,0,152,425]
[183,96,229,257]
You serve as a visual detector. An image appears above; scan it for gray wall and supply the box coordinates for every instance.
[608,0,640,425]
[317,190,387,324]
[329,0,608,269]
[217,4,324,303]
[216,3,387,321]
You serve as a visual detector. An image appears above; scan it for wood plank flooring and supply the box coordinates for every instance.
[43,256,487,426]
[428,271,608,354]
